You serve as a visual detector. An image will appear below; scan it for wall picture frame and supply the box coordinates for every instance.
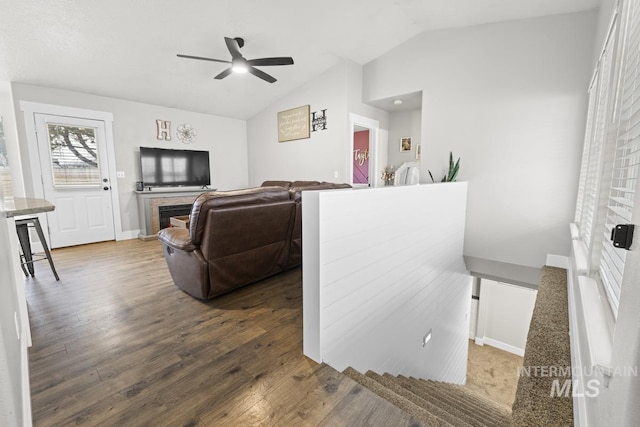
[416,144,422,160]
[400,137,412,152]
[278,105,310,142]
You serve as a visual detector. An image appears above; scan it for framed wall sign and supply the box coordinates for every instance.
[278,105,310,142]
[400,137,412,152]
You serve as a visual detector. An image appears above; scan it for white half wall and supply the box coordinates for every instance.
[0,200,32,426]
[362,11,597,268]
[303,183,471,383]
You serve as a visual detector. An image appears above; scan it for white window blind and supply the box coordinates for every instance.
[580,42,616,249]
[599,0,640,315]
[575,77,599,225]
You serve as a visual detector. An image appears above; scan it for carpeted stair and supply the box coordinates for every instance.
[343,367,511,427]
[342,266,574,427]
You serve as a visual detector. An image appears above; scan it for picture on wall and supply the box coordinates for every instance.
[278,105,310,142]
[400,137,412,152]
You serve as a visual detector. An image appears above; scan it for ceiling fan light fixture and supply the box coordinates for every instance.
[231,58,248,74]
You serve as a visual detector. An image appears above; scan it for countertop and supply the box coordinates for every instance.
[2,197,55,218]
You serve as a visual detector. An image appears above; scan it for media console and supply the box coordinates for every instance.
[135,188,215,240]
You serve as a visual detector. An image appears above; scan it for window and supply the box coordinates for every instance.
[598,0,640,315]
[46,123,102,187]
[578,27,616,251]
[574,0,640,318]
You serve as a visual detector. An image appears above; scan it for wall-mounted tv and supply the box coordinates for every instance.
[140,146,211,187]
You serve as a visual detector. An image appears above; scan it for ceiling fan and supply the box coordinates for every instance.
[177,37,294,83]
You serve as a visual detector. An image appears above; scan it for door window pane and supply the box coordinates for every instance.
[47,123,101,186]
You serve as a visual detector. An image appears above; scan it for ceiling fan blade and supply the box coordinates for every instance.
[224,37,243,59]
[177,54,230,64]
[247,57,294,67]
[214,68,233,80]
[248,66,277,83]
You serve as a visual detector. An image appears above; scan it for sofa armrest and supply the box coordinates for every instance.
[158,228,196,251]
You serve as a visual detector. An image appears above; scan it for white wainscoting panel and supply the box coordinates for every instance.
[303,183,471,383]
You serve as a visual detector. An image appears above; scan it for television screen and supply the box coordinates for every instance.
[140,147,211,187]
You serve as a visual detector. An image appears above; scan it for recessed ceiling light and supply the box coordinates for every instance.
[393,99,403,105]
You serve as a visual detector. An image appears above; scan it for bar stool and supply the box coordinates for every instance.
[15,216,60,281]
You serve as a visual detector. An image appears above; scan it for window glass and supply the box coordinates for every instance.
[47,123,101,186]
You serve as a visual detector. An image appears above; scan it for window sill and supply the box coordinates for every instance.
[577,276,613,371]
[572,239,588,275]
[569,222,580,240]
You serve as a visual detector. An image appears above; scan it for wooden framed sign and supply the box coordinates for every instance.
[278,105,310,142]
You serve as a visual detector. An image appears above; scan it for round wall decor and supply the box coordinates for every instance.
[176,124,197,144]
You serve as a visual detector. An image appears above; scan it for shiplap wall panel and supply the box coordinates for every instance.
[303,183,471,383]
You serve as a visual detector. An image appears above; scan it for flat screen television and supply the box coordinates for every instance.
[140,146,211,187]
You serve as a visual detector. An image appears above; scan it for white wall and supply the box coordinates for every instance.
[474,279,537,356]
[387,109,422,171]
[303,183,471,383]
[11,83,248,235]
[0,192,33,426]
[363,11,597,269]
[247,60,388,186]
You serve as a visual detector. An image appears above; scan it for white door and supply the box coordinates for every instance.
[34,113,115,248]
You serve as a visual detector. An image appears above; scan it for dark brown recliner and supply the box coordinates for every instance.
[158,183,351,299]
[158,187,296,299]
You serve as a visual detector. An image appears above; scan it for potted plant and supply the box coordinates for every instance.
[429,151,460,183]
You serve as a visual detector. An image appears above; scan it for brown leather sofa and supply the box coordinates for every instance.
[158,182,350,299]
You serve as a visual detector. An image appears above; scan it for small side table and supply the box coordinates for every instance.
[4,198,60,281]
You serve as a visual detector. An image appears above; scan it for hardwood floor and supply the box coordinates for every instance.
[26,239,421,426]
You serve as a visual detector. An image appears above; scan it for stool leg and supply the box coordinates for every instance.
[19,254,29,277]
[31,218,60,281]
[16,223,35,277]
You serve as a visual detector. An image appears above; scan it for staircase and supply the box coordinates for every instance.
[343,367,511,427]
[342,266,573,427]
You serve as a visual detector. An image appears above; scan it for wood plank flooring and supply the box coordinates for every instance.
[26,239,422,426]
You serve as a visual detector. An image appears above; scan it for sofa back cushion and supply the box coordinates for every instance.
[261,180,292,188]
[189,187,291,246]
[199,201,295,297]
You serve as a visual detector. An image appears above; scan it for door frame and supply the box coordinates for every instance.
[348,113,380,188]
[20,101,123,247]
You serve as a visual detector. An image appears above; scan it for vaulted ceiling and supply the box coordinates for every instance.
[0,0,599,119]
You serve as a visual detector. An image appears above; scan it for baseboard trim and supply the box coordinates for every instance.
[117,229,141,241]
[546,254,569,269]
[475,337,525,357]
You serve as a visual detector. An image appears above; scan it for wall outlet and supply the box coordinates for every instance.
[334,171,339,178]
[422,329,432,347]
[116,171,125,178]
